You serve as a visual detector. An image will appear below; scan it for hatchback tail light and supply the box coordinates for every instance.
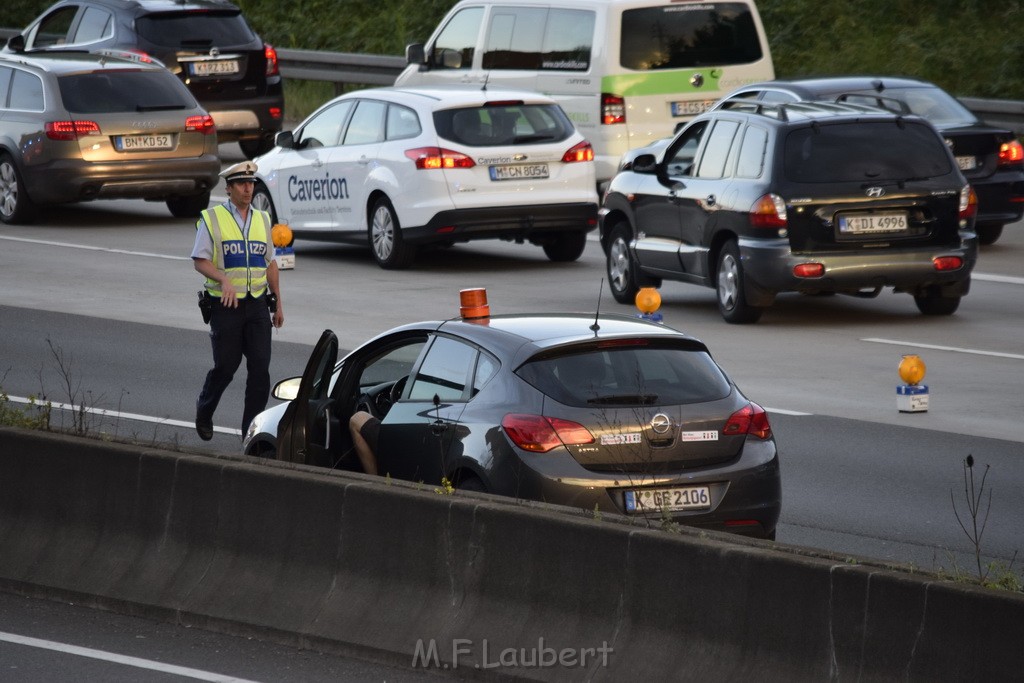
[405,147,475,170]
[562,141,594,163]
[601,93,625,125]
[264,44,280,76]
[749,193,787,229]
[502,414,595,453]
[959,185,977,220]
[722,403,772,440]
[998,139,1024,167]
[45,120,101,141]
[185,114,216,135]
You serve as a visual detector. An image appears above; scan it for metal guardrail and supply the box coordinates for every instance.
[2,26,1023,134]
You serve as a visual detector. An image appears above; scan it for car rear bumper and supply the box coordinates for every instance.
[971,168,1024,225]
[200,81,284,142]
[403,203,599,245]
[738,235,977,296]
[24,156,221,204]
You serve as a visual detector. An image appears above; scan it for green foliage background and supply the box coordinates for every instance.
[6,0,1024,98]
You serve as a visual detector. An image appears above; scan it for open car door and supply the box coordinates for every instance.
[275,329,339,466]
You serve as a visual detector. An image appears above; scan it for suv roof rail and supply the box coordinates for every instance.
[833,93,913,115]
[714,98,897,122]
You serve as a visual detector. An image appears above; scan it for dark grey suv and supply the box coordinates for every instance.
[600,101,979,323]
[7,0,284,159]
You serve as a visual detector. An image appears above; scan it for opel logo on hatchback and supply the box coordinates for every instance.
[650,413,672,435]
[866,186,885,198]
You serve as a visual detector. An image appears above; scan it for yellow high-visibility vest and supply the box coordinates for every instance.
[199,205,271,299]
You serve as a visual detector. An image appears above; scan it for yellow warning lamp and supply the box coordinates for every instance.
[635,287,661,315]
[459,288,490,319]
[898,354,926,386]
[271,223,293,248]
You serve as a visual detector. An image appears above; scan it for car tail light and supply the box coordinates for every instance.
[45,120,100,140]
[269,107,283,120]
[264,44,279,76]
[998,139,1024,166]
[404,147,475,170]
[749,193,787,229]
[722,403,772,440]
[601,93,625,125]
[562,140,594,163]
[185,114,216,135]
[501,414,594,453]
[959,185,977,220]
[933,256,963,271]
[793,263,824,278]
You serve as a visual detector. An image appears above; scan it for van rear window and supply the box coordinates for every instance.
[783,122,953,183]
[620,3,763,70]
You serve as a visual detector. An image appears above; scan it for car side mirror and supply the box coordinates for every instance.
[6,34,25,52]
[272,377,302,401]
[275,130,294,149]
[632,153,658,175]
[405,43,424,66]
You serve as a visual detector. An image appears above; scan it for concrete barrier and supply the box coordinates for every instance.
[1,426,1022,680]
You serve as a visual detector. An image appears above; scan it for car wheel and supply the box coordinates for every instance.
[716,240,763,324]
[238,136,275,160]
[252,182,279,223]
[457,475,487,493]
[166,191,211,218]
[369,197,416,269]
[542,231,587,262]
[976,223,1003,246]
[0,153,37,225]
[914,291,961,316]
[606,222,641,304]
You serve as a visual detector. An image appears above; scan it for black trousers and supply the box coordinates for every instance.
[196,295,272,433]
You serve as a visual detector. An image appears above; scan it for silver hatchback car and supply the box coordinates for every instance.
[0,50,221,224]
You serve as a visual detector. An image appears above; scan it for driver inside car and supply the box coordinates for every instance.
[348,410,379,475]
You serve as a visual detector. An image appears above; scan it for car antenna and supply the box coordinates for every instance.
[590,278,603,332]
[481,73,489,92]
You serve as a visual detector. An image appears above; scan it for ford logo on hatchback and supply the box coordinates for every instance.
[866,187,885,198]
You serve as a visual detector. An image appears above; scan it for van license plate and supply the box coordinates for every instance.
[671,100,714,117]
[190,60,240,76]
[489,163,549,181]
[839,213,908,234]
[115,134,174,151]
[624,485,711,512]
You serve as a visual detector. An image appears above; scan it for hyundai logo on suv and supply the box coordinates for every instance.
[865,186,885,198]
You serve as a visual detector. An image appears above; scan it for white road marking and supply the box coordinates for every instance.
[861,338,1024,361]
[0,631,262,682]
[0,235,190,260]
[973,272,1024,286]
[5,395,242,437]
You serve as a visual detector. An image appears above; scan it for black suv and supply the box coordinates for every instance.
[6,0,284,159]
[600,101,978,323]
[718,77,1024,245]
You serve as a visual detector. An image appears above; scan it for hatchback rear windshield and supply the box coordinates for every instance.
[58,71,195,113]
[620,3,763,70]
[135,12,255,49]
[434,103,573,146]
[784,121,953,183]
[516,345,732,408]
[839,86,978,128]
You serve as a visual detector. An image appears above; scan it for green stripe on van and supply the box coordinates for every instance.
[601,71,722,97]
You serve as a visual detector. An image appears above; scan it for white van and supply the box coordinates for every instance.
[396,0,774,186]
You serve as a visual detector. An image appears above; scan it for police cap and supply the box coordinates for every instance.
[220,161,258,184]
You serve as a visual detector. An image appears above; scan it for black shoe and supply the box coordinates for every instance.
[195,414,214,441]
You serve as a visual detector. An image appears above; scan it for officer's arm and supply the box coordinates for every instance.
[267,260,284,328]
[193,258,239,307]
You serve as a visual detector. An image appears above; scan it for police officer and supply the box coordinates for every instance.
[192,161,284,440]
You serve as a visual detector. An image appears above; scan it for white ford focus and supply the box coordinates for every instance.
[252,86,600,269]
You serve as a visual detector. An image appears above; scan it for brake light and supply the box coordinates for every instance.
[404,147,475,170]
[601,93,625,125]
[185,114,216,135]
[501,414,594,453]
[793,263,824,278]
[749,193,787,229]
[562,141,594,163]
[264,44,279,76]
[959,185,977,220]
[933,256,963,271]
[722,403,772,440]
[998,139,1023,166]
[45,120,100,140]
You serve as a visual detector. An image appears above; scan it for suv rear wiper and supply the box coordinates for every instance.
[586,394,658,405]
